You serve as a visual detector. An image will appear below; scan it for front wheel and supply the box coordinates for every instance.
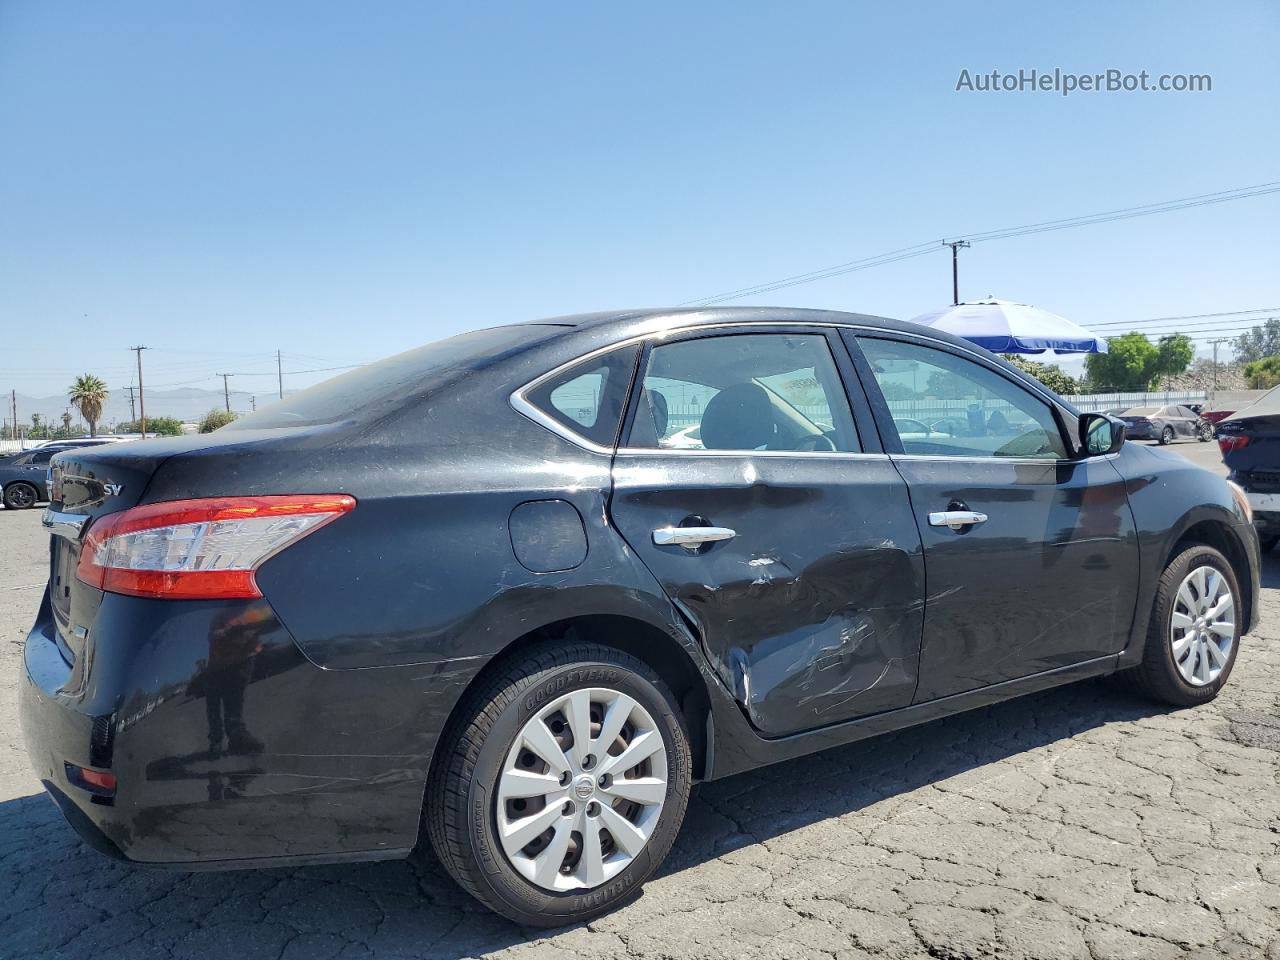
[426,641,692,927]
[1198,424,1214,442]
[1159,427,1174,445]
[2,482,38,510]
[1119,544,1241,706]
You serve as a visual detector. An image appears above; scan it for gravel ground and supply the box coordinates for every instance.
[2,441,1278,959]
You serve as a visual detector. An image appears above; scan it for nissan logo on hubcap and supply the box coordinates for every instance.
[574,775,594,801]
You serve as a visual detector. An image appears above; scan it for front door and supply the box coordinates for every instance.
[608,327,926,737]
[847,332,1140,702]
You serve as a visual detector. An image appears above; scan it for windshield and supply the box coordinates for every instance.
[223,324,566,430]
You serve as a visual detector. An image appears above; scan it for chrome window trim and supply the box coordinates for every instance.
[890,452,1120,465]
[510,319,1081,456]
[614,448,892,460]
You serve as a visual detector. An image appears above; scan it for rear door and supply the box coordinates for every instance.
[608,326,926,737]
[845,332,1140,701]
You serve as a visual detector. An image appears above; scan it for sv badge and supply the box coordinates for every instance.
[103,483,125,496]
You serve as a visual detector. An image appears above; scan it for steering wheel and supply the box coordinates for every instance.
[893,418,932,436]
[795,433,837,452]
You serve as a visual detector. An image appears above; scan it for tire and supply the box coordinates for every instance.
[426,641,692,927]
[1198,424,1213,442]
[1119,544,1241,707]
[1159,427,1174,445]
[2,482,38,510]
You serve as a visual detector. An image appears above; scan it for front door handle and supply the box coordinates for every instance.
[928,510,988,531]
[653,525,737,550]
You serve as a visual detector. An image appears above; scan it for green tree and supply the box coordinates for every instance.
[1234,318,1280,364]
[118,416,184,436]
[1085,333,1193,391]
[199,408,238,433]
[1244,356,1280,389]
[68,374,109,437]
[30,413,45,439]
[1002,356,1079,395]
[61,411,72,432]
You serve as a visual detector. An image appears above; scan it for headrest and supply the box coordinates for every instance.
[700,383,775,450]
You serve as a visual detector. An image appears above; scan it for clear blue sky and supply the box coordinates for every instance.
[2,1,1277,398]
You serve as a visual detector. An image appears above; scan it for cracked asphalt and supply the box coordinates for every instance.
[2,442,1278,959]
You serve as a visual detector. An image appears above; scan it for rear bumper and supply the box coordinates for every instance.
[20,589,477,868]
[1123,424,1156,440]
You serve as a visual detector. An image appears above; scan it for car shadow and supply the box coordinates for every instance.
[0,675,1173,958]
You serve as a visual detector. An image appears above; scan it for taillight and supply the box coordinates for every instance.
[77,495,355,600]
[1218,435,1251,454]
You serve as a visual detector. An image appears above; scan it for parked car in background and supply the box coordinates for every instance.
[1202,408,1237,429]
[1217,387,1280,550]
[31,436,130,449]
[23,308,1259,926]
[1117,404,1215,444]
[1,440,116,509]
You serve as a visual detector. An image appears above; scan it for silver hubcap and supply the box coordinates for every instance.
[1170,565,1235,686]
[496,688,668,892]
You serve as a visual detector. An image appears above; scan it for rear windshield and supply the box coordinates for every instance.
[1122,407,1158,416]
[223,325,566,430]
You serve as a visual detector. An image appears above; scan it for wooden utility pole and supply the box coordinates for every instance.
[943,240,971,305]
[125,385,136,423]
[276,350,284,400]
[131,346,148,436]
[218,373,232,412]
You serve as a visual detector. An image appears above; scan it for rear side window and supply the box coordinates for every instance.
[524,346,639,447]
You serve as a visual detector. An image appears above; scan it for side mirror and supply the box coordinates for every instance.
[1079,413,1125,456]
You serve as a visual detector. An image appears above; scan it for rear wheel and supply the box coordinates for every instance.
[1160,426,1174,445]
[426,641,692,927]
[1120,544,1241,706]
[2,482,38,510]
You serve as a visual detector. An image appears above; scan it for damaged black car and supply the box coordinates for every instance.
[22,308,1260,926]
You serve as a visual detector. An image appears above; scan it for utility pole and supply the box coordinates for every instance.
[1208,338,1232,393]
[250,395,256,412]
[125,386,137,423]
[943,240,971,305]
[131,346,148,436]
[218,373,232,412]
[9,390,16,445]
[276,350,284,400]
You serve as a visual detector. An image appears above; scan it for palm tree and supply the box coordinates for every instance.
[69,374,109,437]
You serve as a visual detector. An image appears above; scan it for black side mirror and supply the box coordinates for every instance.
[1079,413,1125,456]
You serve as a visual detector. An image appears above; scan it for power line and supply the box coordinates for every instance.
[683,179,1280,306]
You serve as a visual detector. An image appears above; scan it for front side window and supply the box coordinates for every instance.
[857,337,1068,459]
[525,345,638,447]
[627,333,859,452]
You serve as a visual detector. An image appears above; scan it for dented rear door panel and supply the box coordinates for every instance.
[609,454,925,737]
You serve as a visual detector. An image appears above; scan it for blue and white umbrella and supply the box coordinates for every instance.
[910,296,1107,354]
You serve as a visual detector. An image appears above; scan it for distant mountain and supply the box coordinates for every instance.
[9,386,293,430]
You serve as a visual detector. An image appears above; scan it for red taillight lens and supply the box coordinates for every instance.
[1218,435,1250,454]
[65,763,117,797]
[76,495,356,600]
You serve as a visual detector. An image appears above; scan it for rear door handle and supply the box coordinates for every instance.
[653,526,737,550]
[928,510,988,531]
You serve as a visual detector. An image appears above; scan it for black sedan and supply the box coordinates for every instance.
[1,441,114,509]
[22,308,1259,926]
[1217,387,1280,550]
[1117,404,1215,444]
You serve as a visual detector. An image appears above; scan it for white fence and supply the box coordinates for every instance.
[1066,391,1208,413]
